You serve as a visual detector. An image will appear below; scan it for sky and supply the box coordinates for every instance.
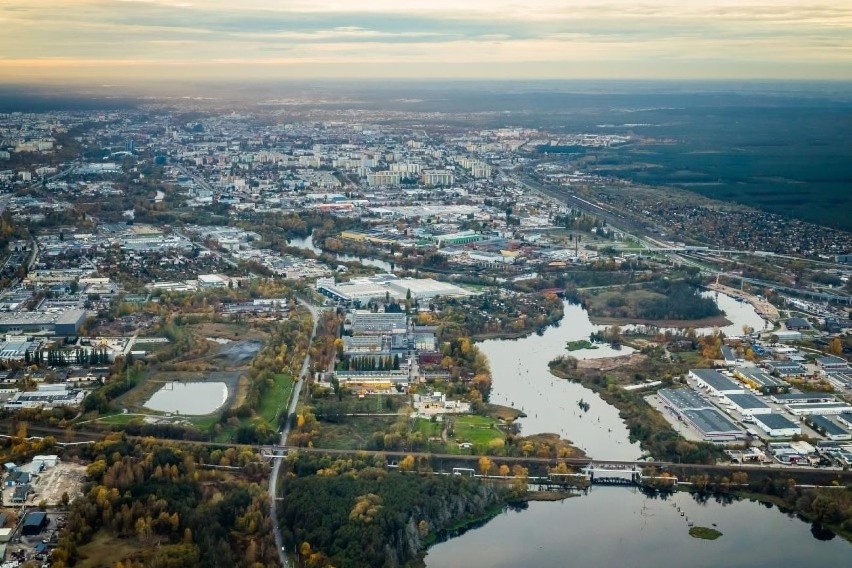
[1,0,851,83]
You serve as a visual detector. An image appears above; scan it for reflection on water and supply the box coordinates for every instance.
[144,382,228,415]
[426,488,850,567]
[480,301,641,461]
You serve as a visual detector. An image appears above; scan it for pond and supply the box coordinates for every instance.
[426,487,850,567]
[144,382,228,415]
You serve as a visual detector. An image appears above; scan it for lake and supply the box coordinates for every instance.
[144,382,228,415]
[426,487,850,567]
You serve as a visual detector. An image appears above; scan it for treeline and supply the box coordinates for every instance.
[336,354,401,372]
[277,452,504,568]
[418,291,563,340]
[548,356,726,464]
[636,281,721,321]
[51,435,277,568]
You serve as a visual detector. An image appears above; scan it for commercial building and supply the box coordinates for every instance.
[349,311,407,334]
[806,416,851,441]
[0,309,87,335]
[689,369,745,397]
[431,230,482,247]
[752,414,801,438]
[726,393,772,416]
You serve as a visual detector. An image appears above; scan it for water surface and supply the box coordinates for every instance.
[144,382,228,415]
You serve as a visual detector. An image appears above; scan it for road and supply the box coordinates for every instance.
[269,298,322,567]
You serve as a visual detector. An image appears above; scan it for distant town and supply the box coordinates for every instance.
[0,96,849,567]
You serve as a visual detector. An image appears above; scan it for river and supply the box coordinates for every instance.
[480,301,642,460]
[288,232,396,272]
[425,487,850,567]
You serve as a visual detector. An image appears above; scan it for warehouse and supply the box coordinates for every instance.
[726,393,772,416]
[689,369,745,397]
[806,416,851,441]
[0,309,87,336]
[658,388,743,441]
[765,360,805,376]
[770,393,836,405]
[734,368,789,394]
[752,414,802,438]
[21,511,48,536]
[786,402,852,416]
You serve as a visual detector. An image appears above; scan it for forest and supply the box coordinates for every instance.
[581,280,723,323]
[50,435,278,568]
[277,453,505,567]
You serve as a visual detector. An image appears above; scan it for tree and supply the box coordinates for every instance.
[478,456,493,476]
[398,455,415,472]
[828,338,843,356]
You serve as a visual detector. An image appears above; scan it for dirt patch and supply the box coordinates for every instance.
[214,340,263,366]
[576,353,647,371]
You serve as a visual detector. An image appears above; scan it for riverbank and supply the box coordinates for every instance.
[548,355,726,464]
[588,314,732,328]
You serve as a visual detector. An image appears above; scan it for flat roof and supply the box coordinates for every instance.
[772,393,836,402]
[809,416,850,436]
[736,368,787,387]
[727,393,770,410]
[683,408,741,436]
[658,388,711,411]
[753,413,799,430]
[690,369,742,392]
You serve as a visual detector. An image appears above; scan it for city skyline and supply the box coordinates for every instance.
[1,0,851,83]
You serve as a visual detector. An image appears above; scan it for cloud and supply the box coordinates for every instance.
[0,1,850,81]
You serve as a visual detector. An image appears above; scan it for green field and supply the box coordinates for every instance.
[258,373,296,423]
[448,415,505,447]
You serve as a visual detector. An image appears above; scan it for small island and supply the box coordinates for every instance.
[689,526,723,540]
[566,339,598,351]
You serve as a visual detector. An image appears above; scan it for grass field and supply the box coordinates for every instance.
[76,533,141,567]
[257,373,296,423]
[448,415,504,447]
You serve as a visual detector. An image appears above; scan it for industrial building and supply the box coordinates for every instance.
[806,416,851,441]
[316,275,471,305]
[765,360,805,376]
[0,309,87,335]
[734,368,789,394]
[21,511,48,536]
[726,393,772,416]
[785,402,852,416]
[689,369,745,397]
[658,388,743,441]
[4,384,86,410]
[770,392,836,405]
[752,414,802,438]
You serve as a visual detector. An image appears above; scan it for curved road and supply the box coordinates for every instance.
[269,298,322,567]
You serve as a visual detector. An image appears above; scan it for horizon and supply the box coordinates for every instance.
[2,1,851,83]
